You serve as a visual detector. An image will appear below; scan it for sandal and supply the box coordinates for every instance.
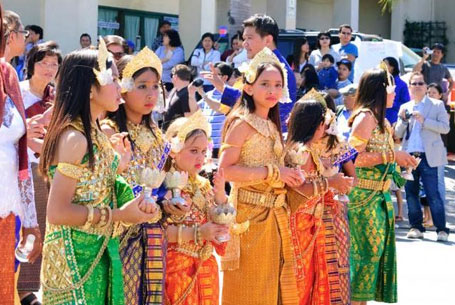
[395,216,404,222]
[21,293,42,305]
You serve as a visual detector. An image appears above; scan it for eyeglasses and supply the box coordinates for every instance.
[14,30,30,38]
[410,82,426,86]
[319,37,330,41]
[108,50,125,60]
[341,31,352,36]
[36,61,59,69]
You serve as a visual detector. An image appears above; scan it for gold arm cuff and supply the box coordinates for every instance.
[57,162,85,180]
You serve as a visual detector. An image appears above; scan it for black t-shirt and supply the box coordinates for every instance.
[162,86,190,131]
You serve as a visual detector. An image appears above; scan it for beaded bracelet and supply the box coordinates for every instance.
[83,205,94,230]
[196,225,203,245]
[194,224,199,246]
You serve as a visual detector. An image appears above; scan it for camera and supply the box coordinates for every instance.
[423,47,433,55]
[192,78,204,88]
[404,109,413,120]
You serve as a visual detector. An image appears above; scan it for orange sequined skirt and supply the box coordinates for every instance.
[0,214,16,304]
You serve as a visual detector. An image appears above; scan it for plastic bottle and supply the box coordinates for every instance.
[15,234,35,263]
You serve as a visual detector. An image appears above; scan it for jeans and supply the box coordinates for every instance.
[438,165,446,204]
[405,154,449,234]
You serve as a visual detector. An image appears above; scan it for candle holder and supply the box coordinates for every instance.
[210,204,236,242]
[164,171,189,206]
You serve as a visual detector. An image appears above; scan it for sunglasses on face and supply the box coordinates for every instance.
[341,31,352,36]
[410,82,426,86]
[319,37,330,41]
[109,50,125,60]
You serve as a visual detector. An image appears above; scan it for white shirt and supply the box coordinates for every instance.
[406,99,426,153]
[20,80,42,164]
[227,48,248,68]
[190,48,221,85]
[309,48,341,68]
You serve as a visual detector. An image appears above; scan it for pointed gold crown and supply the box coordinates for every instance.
[238,47,290,102]
[165,110,212,151]
[121,47,162,93]
[93,36,113,86]
[301,88,327,107]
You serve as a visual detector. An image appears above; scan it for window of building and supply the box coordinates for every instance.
[98,6,178,51]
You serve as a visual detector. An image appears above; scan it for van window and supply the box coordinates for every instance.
[401,44,421,72]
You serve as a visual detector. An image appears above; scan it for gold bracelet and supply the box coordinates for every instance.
[83,205,94,230]
[196,224,203,245]
[193,224,198,245]
[324,178,329,193]
[318,178,324,195]
[265,164,273,182]
[389,150,395,163]
[382,151,387,164]
[94,207,107,228]
[271,165,281,184]
[177,225,184,246]
[96,206,112,229]
[312,180,318,197]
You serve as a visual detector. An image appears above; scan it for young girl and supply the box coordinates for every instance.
[219,48,303,305]
[39,43,159,305]
[102,46,168,305]
[285,96,353,305]
[163,111,229,304]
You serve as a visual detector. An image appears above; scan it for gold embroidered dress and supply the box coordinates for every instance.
[103,119,167,305]
[41,119,134,305]
[221,112,298,305]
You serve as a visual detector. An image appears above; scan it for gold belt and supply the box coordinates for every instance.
[238,188,286,208]
[357,178,391,192]
[170,243,213,261]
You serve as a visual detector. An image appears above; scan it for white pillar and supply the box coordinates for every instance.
[179,0,217,59]
[42,0,98,54]
[267,0,297,30]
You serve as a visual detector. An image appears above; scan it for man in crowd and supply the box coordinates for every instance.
[152,20,172,51]
[336,83,357,139]
[25,25,44,53]
[79,33,91,49]
[395,72,450,242]
[162,64,198,130]
[333,24,358,82]
[413,43,453,101]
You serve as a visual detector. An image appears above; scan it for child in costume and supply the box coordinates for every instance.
[39,40,160,305]
[102,47,168,305]
[163,111,230,305]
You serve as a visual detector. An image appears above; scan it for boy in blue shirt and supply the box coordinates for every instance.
[318,54,338,90]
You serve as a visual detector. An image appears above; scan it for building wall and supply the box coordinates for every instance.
[296,0,334,31]
[99,0,179,14]
[359,0,391,38]
[3,0,44,30]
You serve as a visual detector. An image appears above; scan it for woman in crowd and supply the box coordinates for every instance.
[190,32,220,92]
[155,29,184,92]
[18,40,61,305]
[347,67,417,304]
[219,48,303,305]
[102,47,167,305]
[0,7,40,304]
[39,42,160,304]
[293,38,310,73]
[163,111,229,304]
[226,32,248,69]
[309,31,341,72]
[3,10,28,64]
[104,35,127,64]
[285,91,353,305]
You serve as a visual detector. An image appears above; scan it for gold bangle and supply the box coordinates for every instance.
[193,224,198,245]
[271,165,281,184]
[382,151,387,164]
[265,164,273,182]
[196,224,203,245]
[312,180,318,197]
[83,205,94,230]
[324,178,329,193]
[177,225,184,246]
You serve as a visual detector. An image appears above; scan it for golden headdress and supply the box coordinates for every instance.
[238,47,290,103]
[121,47,163,93]
[165,110,212,153]
[93,37,114,86]
[379,61,396,94]
[301,88,327,106]
[302,88,339,136]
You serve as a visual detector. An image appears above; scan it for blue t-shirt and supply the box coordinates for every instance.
[333,43,358,82]
[318,66,338,90]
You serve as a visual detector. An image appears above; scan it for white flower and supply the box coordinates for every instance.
[121,77,135,92]
[170,137,183,153]
[96,68,114,86]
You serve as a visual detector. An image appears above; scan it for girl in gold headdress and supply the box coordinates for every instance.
[285,91,354,305]
[101,47,168,305]
[39,41,159,305]
[163,111,230,305]
[219,47,303,305]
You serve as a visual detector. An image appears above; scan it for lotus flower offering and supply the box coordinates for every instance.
[402,157,421,181]
[164,171,189,206]
[138,167,166,204]
[210,204,237,242]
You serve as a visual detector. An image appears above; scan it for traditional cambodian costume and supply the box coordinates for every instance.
[221,112,298,305]
[347,109,404,303]
[164,174,225,305]
[41,119,134,305]
[103,119,168,305]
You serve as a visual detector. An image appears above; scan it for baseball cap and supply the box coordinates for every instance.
[337,59,352,71]
[339,83,358,96]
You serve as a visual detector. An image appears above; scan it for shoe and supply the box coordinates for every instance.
[437,231,449,242]
[406,228,424,239]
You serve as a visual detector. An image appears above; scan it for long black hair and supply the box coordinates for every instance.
[222,62,283,142]
[108,55,162,144]
[40,49,111,173]
[350,68,392,132]
[293,38,309,72]
[287,99,326,145]
[384,57,400,76]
